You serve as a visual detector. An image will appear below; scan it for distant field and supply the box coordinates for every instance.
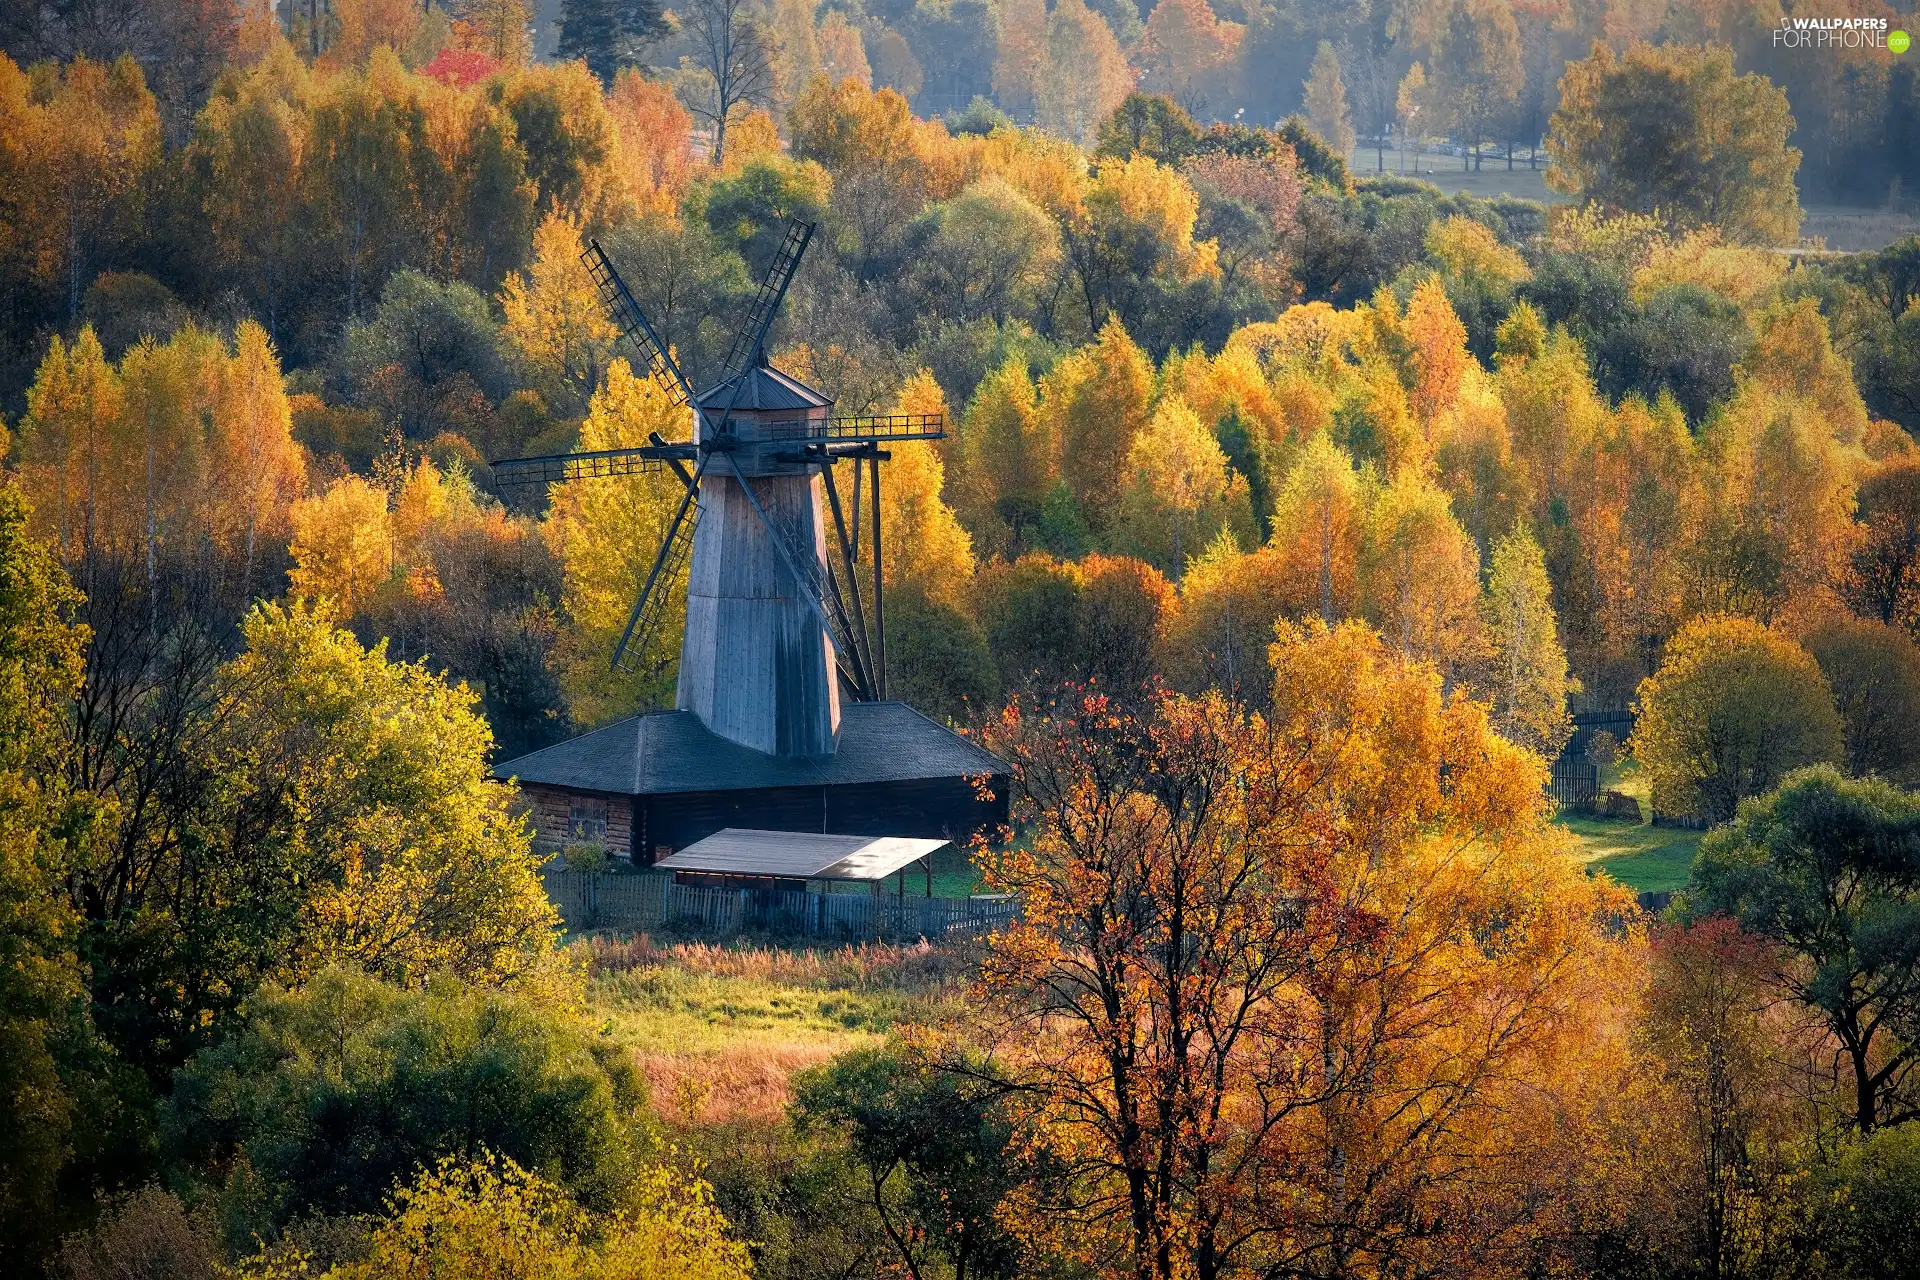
[1347,146,1920,251]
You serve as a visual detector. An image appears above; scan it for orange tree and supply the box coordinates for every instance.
[972,620,1635,1280]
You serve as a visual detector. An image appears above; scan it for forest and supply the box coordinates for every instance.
[4,1,1920,1278]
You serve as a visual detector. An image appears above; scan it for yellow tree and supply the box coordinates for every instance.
[817,10,871,88]
[1359,469,1486,686]
[214,320,306,596]
[958,356,1054,556]
[993,0,1048,118]
[873,371,975,611]
[1036,0,1133,146]
[211,599,558,984]
[1042,317,1153,537]
[5,55,162,323]
[499,212,620,417]
[1137,0,1242,117]
[1403,274,1471,431]
[1483,523,1574,756]
[290,475,396,615]
[17,326,125,564]
[1632,615,1842,823]
[189,40,310,344]
[1547,42,1800,244]
[1115,396,1248,578]
[543,359,691,724]
[609,71,697,216]
[1302,40,1354,156]
[1267,430,1365,622]
[455,0,534,65]
[1159,528,1292,701]
[975,619,1634,1280]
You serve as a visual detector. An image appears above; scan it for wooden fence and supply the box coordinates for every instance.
[541,865,1018,941]
[1548,757,1599,813]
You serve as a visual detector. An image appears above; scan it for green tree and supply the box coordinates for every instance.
[792,1047,1027,1280]
[1429,0,1522,169]
[1547,42,1802,245]
[1633,615,1842,823]
[0,484,94,1268]
[1685,768,1920,1131]
[1806,617,1920,785]
[557,0,670,87]
[1302,41,1354,159]
[1095,92,1203,166]
[1483,524,1574,756]
[164,966,650,1235]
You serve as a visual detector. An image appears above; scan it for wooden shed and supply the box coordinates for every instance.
[496,700,1009,866]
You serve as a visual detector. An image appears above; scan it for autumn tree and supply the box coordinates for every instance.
[676,0,777,166]
[1302,41,1354,158]
[1137,0,1240,119]
[1114,395,1247,577]
[543,358,692,723]
[290,474,395,614]
[499,212,620,417]
[0,484,92,1267]
[871,371,975,611]
[0,54,161,323]
[1428,0,1522,168]
[994,0,1048,119]
[1548,42,1802,245]
[1042,317,1153,537]
[975,619,1633,1280]
[1687,767,1920,1132]
[1036,0,1133,146]
[1267,430,1364,621]
[1846,455,1920,634]
[957,356,1055,555]
[1358,470,1486,686]
[1483,523,1574,756]
[1805,617,1920,785]
[1633,615,1843,824]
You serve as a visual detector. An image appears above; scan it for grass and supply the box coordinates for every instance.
[1558,815,1701,894]
[1552,759,1701,894]
[578,934,971,1124]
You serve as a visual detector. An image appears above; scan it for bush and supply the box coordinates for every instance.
[163,967,651,1242]
[1633,615,1841,823]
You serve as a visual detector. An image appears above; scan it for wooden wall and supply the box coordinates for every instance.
[525,785,635,860]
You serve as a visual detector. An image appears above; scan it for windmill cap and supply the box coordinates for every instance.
[694,364,833,413]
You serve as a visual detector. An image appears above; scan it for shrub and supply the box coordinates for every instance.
[164,967,651,1241]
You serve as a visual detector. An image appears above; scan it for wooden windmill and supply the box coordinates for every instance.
[491,221,943,759]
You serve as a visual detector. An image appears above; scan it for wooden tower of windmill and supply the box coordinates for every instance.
[488,222,1008,870]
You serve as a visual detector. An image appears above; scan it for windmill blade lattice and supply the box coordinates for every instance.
[722,220,814,380]
[583,238,693,410]
[612,455,707,675]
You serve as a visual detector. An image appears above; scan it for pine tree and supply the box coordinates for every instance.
[558,0,669,87]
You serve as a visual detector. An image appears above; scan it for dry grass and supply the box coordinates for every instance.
[577,934,974,1124]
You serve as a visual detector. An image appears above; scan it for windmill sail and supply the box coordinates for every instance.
[612,453,707,675]
[721,220,814,380]
[582,239,694,409]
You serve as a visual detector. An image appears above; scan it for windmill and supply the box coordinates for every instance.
[490,221,944,759]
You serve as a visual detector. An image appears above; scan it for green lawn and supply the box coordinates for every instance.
[1557,815,1701,894]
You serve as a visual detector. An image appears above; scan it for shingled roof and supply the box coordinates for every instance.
[494,701,1007,796]
[693,363,832,413]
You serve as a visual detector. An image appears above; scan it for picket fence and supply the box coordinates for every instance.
[541,865,1018,940]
